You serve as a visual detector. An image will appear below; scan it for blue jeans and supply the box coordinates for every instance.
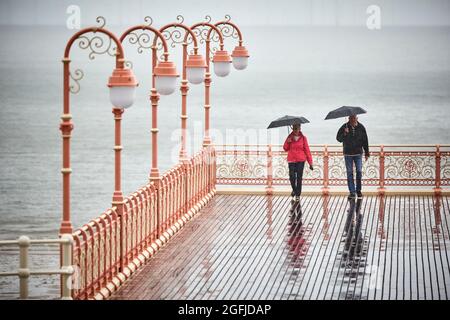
[344,155,362,194]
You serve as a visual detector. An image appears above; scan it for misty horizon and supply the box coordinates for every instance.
[0,0,449,27]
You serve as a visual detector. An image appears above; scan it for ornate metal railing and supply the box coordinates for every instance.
[71,146,216,299]
[69,144,448,299]
[216,144,450,193]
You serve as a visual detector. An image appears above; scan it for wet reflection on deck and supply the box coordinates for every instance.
[111,195,450,300]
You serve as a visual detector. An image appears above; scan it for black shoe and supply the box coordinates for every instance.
[348,193,356,200]
[295,196,300,202]
[291,191,295,197]
[357,191,363,198]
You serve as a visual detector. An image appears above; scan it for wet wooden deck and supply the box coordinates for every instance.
[111,194,450,300]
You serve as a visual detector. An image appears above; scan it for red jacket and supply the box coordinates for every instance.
[283,132,313,165]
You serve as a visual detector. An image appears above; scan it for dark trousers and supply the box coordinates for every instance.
[288,161,305,196]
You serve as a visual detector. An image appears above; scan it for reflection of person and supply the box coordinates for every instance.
[287,202,306,268]
[283,123,313,202]
[336,115,369,200]
[343,198,364,260]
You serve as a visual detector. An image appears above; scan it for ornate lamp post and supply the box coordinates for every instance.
[187,16,231,148]
[60,17,138,235]
[154,15,207,162]
[201,15,250,147]
[119,17,179,182]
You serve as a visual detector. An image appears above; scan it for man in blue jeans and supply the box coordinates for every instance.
[336,115,369,199]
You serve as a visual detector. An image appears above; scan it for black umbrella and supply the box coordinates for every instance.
[324,106,367,120]
[267,115,310,129]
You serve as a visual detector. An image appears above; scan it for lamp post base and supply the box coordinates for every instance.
[265,186,274,195]
[433,187,442,196]
[179,150,189,163]
[149,170,161,189]
[202,137,212,147]
[149,168,160,180]
[377,187,386,196]
[112,191,124,205]
[59,222,73,235]
[321,187,330,196]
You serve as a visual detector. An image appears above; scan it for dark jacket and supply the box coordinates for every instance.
[336,122,369,156]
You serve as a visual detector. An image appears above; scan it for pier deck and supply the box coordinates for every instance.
[111,194,450,300]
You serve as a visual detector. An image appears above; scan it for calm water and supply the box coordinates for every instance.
[0,25,449,240]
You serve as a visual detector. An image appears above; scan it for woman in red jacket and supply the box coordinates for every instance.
[283,123,314,201]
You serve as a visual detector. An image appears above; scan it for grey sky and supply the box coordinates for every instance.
[0,0,449,26]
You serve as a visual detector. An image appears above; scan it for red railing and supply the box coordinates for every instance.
[71,146,216,299]
[216,144,450,193]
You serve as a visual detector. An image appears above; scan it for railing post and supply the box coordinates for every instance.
[182,159,191,217]
[378,145,386,195]
[266,145,274,195]
[18,236,30,299]
[321,145,330,195]
[61,234,74,300]
[434,144,442,196]
[150,177,161,241]
[211,145,217,194]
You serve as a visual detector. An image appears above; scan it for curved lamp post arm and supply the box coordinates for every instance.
[63,27,126,114]
[120,25,170,60]
[189,22,225,69]
[120,25,170,87]
[155,23,200,54]
[64,28,125,69]
[155,21,201,80]
[214,19,244,46]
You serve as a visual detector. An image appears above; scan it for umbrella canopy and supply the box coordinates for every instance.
[324,106,367,120]
[267,115,310,129]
